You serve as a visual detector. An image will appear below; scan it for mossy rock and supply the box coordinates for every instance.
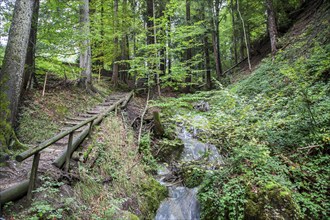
[123,211,140,220]
[245,181,301,220]
[181,163,205,188]
[139,177,168,219]
[155,138,184,162]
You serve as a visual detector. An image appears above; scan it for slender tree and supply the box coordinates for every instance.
[0,0,34,126]
[237,0,251,70]
[79,0,93,90]
[112,0,120,87]
[212,0,223,79]
[266,0,278,58]
[185,0,192,92]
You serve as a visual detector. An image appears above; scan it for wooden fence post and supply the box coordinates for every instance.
[65,132,74,172]
[88,120,94,137]
[27,152,41,200]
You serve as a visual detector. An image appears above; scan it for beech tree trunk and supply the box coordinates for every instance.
[80,0,93,89]
[111,0,119,86]
[204,36,211,90]
[213,0,223,79]
[231,0,238,64]
[0,0,34,126]
[266,0,278,58]
[184,0,192,92]
[23,0,40,92]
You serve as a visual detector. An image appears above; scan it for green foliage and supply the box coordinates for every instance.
[139,133,158,172]
[155,7,330,218]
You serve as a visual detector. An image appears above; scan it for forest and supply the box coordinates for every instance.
[0,0,329,219]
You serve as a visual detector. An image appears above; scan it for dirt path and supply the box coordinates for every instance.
[0,92,130,198]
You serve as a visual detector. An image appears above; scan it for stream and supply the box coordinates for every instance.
[155,118,223,220]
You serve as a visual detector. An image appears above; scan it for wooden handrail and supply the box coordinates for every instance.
[16,115,98,162]
[0,91,133,204]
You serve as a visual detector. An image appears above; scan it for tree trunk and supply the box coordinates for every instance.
[146,0,154,46]
[112,0,119,86]
[213,0,223,79]
[185,0,192,92]
[231,0,238,64]
[23,0,40,92]
[266,0,278,58]
[237,0,251,70]
[204,36,211,90]
[0,0,34,126]
[79,0,93,89]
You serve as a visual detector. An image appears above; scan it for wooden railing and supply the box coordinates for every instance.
[16,116,96,200]
[0,92,133,204]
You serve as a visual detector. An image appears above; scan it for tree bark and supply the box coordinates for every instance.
[212,0,223,79]
[23,0,40,92]
[237,0,251,70]
[204,36,211,90]
[185,0,192,92]
[79,0,93,89]
[231,0,238,64]
[0,0,34,126]
[266,0,278,58]
[112,0,119,86]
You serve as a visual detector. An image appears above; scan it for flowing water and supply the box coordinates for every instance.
[155,118,223,220]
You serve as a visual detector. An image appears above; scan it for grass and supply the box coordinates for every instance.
[16,82,108,144]
[71,114,165,219]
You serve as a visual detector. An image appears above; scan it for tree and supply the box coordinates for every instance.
[111,0,119,87]
[236,0,251,70]
[184,0,192,92]
[79,0,93,90]
[211,0,223,79]
[0,0,34,126]
[23,0,40,91]
[266,0,277,58]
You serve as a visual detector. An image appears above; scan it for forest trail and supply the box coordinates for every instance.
[0,92,131,198]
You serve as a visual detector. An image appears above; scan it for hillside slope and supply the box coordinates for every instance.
[155,1,330,219]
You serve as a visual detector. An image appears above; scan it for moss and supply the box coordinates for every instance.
[140,177,168,219]
[123,212,140,220]
[181,164,205,188]
[155,138,184,162]
[245,182,301,220]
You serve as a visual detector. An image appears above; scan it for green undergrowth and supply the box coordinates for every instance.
[16,82,107,145]
[153,3,330,219]
[72,115,166,219]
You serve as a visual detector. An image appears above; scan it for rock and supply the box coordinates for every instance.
[193,101,210,112]
[245,182,301,220]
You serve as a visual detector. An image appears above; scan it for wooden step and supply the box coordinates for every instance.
[87,110,100,114]
[63,121,81,126]
[60,127,85,132]
[65,116,92,121]
[79,113,94,117]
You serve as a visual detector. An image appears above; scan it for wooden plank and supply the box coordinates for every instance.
[60,127,84,132]
[0,180,29,205]
[64,121,80,126]
[79,113,93,118]
[65,116,91,121]
[27,152,40,200]
[87,110,100,114]
[16,115,98,162]
[64,132,74,172]
[53,92,133,168]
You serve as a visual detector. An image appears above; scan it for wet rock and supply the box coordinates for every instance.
[155,187,200,220]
